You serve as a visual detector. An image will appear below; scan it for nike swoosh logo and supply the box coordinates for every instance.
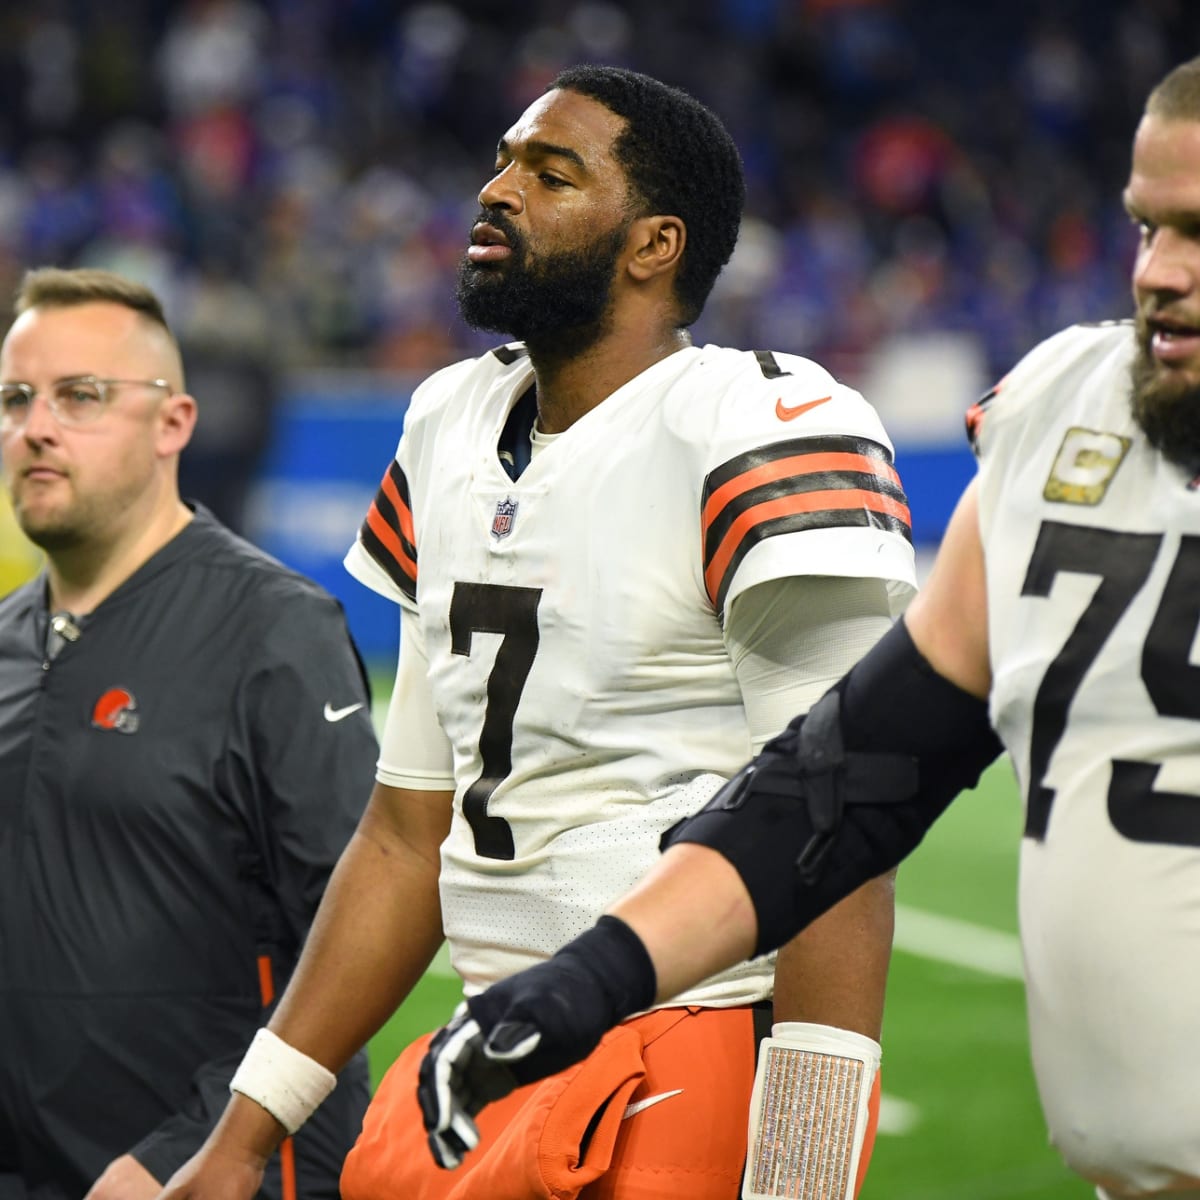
[323,701,365,722]
[622,1089,684,1119]
[775,395,832,421]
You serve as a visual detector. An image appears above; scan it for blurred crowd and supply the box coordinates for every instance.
[0,0,1195,383]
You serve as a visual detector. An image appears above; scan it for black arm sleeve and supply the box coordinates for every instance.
[663,617,1003,956]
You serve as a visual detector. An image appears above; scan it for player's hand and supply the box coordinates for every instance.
[85,1155,160,1200]
[416,1003,527,1169]
[417,915,658,1169]
[154,1146,266,1200]
[154,1096,280,1200]
[416,958,604,1170]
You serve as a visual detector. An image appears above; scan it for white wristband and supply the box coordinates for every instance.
[229,1028,338,1135]
[742,1022,881,1200]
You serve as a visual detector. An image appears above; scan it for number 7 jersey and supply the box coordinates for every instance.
[346,342,916,1004]
[973,320,1200,1194]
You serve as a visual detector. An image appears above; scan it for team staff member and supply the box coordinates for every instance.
[0,268,376,1199]
[161,66,916,1200]
[421,53,1200,1200]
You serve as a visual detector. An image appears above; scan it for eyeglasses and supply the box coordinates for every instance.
[0,376,174,430]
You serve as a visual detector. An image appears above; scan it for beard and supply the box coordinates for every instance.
[456,212,629,358]
[1130,311,1200,470]
[12,490,100,557]
[14,486,102,553]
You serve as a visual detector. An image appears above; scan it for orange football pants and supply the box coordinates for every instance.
[341,1005,880,1200]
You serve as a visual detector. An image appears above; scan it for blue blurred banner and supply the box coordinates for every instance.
[893,440,977,545]
[247,378,413,667]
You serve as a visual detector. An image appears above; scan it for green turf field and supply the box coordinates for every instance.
[364,697,1089,1195]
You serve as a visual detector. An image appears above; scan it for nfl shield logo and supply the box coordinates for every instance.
[491,497,518,539]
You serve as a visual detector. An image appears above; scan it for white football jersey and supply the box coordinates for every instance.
[974,321,1200,1194]
[346,342,916,1005]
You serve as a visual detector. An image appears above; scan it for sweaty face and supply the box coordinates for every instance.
[0,303,173,551]
[1126,114,1200,468]
[456,88,638,355]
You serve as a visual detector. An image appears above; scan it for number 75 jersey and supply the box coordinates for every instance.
[973,320,1200,1192]
[345,342,915,1000]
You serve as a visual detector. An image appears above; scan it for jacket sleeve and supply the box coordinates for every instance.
[235,583,379,939]
[126,582,379,1179]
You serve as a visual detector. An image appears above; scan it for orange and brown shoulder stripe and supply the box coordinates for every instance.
[701,434,911,614]
[360,460,417,601]
[965,376,1006,456]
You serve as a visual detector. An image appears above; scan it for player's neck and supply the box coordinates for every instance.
[531,327,692,434]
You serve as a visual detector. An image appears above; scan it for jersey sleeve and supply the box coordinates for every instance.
[344,355,487,607]
[345,452,417,606]
[698,352,917,619]
[966,322,1134,462]
[726,575,894,748]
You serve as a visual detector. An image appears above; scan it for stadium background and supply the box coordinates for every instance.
[2,1,1195,1193]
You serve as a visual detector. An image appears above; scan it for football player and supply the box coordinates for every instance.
[419,53,1200,1200]
[160,65,916,1200]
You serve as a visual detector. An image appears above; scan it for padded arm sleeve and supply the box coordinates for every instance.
[664,617,1003,956]
[726,576,894,750]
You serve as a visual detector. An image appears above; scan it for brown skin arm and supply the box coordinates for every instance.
[612,479,992,1002]
[156,781,453,1198]
[771,873,895,1038]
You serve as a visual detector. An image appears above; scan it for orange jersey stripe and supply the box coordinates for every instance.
[366,503,417,584]
[380,467,416,547]
[704,488,912,605]
[702,451,902,535]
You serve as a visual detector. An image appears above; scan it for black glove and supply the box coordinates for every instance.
[417,915,657,1168]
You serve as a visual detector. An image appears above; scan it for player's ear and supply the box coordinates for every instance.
[626,215,685,285]
[155,391,197,457]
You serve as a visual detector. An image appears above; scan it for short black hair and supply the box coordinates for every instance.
[548,64,744,327]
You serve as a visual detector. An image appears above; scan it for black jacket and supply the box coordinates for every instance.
[0,508,377,1198]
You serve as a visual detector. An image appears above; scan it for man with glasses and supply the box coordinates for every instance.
[0,268,376,1199]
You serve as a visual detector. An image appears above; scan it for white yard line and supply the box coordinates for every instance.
[880,905,1024,1138]
[878,1092,921,1136]
[894,904,1024,981]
